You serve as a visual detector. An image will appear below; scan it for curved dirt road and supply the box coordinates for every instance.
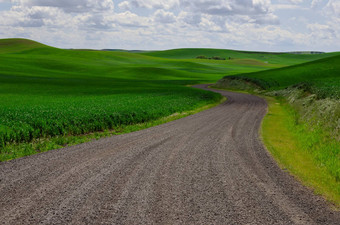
[0,85,339,224]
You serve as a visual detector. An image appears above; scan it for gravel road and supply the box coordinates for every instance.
[0,85,339,224]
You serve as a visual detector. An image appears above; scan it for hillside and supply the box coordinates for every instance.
[142,48,339,66]
[217,55,340,99]
[0,38,52,54]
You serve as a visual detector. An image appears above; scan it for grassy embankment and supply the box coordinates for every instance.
[214,54,340,207]
[0,38,336,161]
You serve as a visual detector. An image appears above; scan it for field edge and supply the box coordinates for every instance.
[0,95,226,162]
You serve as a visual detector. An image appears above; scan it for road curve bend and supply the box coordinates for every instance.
[0,85,339,224]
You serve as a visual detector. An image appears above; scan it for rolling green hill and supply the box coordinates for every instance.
[1,38,337,160]
[142,48,339,66]
[0,38,52,54]
[218,55,340,98]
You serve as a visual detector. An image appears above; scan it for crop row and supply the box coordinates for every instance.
[0,88,220,150]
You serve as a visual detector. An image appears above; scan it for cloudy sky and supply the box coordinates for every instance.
[0,0,339,51]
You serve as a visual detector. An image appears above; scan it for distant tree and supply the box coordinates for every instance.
[212,56,226,60]
[196,55,226,60]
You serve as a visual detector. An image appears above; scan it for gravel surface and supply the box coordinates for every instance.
[0,84,339,224]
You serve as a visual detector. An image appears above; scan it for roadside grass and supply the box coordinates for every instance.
[0,96,226,161]
[211,85,340,208]
[262,97,340,208]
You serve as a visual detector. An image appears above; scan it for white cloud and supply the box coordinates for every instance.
[325,0,340,17]
[178,11,202,26]
[0,5,70,27]
[199,15,224,32]
[272,4,300,10]
[154,9,176,24]
[251,13,279,24]
[176,0,279,25]
[307,23,337,43]
[179,0,272,16]
[0,0,339,51]
[119,0,179,10]
[12,0,114,13]
[311,0,323,8]
[114,11,150,27]
[118,1,131,11]
[286,0,304,4]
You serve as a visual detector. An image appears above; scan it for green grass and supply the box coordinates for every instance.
[220,54,340,99]
[0,38,335,161]
[262,97,340,207]
[142,48,338,65]
[0,38,53,54]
